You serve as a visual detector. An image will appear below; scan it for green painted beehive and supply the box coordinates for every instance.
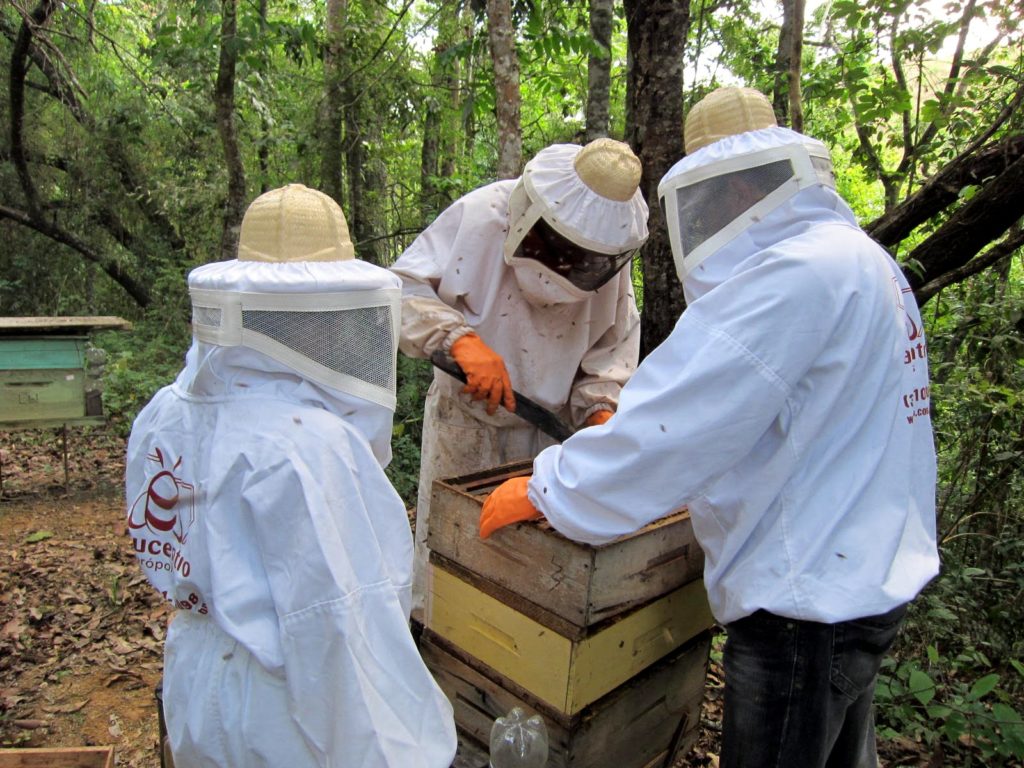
[0,317,131,429]
[0,338,93,424]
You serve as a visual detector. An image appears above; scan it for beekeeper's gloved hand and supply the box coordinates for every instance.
[480,477,542,539]
[451,333,516,415]
[585,409,613,427]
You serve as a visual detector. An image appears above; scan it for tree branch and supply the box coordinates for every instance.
[916,0,976,151]
[0,204,151,307]
[904,151,1024,290]
[867,133,1024,246]
[9,0,59,220]
[215,0,247,261]
[915,229,1024,306]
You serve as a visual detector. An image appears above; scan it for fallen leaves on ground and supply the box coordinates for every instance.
[1,426,165,767]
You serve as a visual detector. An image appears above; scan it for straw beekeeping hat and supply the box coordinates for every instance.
[684,87,778,155]
[237,184,355,262]
[573,138,643,202]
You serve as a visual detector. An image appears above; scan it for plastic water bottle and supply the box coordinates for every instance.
[488,707,549,768]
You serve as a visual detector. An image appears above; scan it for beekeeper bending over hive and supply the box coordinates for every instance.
[126,184,457,768]
[390,139,648,615]
[481,88,940,768]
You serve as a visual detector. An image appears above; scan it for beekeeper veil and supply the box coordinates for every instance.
[182,184,401,465]
[659,87,837,282]
[504,139,649,305]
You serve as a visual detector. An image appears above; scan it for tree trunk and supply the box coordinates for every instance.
[345,99,386,264]
[486,0,522,179]
[421,2,460,224]
[9,0,59,221]
[0,204,151,306]
[421,75,443,223]
[344,93,368,256]
[772,0,804,131]
[342,1,386,265]
[215,0,247,261]
[624,0,689,358]
[319,0,347,206]
[257,0,270,194]
[586,0,613,141]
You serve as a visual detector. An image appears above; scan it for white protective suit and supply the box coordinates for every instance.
[126,258,457,768]
[392,145,646,613]
[528,127,940,625]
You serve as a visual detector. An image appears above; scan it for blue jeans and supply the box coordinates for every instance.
[721,604,907,768]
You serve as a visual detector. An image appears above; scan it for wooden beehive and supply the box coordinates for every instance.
[428,555,713,715]
[423,628,710,768]
[427,461,705,627]
[0,747,115,768]
[0,317,131,429]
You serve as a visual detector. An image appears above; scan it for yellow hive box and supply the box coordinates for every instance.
[426,556,713,715]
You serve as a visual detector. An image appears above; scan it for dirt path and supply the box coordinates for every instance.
[0,489,165,767]
[0,427,159,765]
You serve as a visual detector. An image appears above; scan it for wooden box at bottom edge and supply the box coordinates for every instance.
[423,629,711,768]
[0,747,115,768]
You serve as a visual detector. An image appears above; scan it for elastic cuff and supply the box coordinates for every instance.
[441,326,476,353]
[582,404,614,422]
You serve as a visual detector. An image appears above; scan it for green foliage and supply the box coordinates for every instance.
[876,634,1024,763]
[878,264,1024,762]
[98,308,192,436]
[385,354,433,508]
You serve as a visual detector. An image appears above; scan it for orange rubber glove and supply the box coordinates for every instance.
[450,333,516,415]
[479,477,542,539]
[585,409,613,427]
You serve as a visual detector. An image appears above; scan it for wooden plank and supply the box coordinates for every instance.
[428,461,704,628]
[0,747,115,768]
[0,317,132,334]
[451,735,489,768]
[588,516,705,623]
[429,473,597,626]
[427,561,714,715]
[422,630,710,768]
[0,416,105,431]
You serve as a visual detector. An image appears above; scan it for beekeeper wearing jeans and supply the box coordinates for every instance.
[125,184,457,768]
[391,139,648,616]
[481,88,940,768]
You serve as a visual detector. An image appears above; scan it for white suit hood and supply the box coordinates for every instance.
[661,127,858,303]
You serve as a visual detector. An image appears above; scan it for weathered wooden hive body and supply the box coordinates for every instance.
[423,460,714,768]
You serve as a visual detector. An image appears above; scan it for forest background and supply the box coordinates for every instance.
[1,0,1023,763]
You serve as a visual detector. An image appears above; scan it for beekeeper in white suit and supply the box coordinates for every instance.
[391,138,648,615]
[126,184,457,768]
[481,88,940,768]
